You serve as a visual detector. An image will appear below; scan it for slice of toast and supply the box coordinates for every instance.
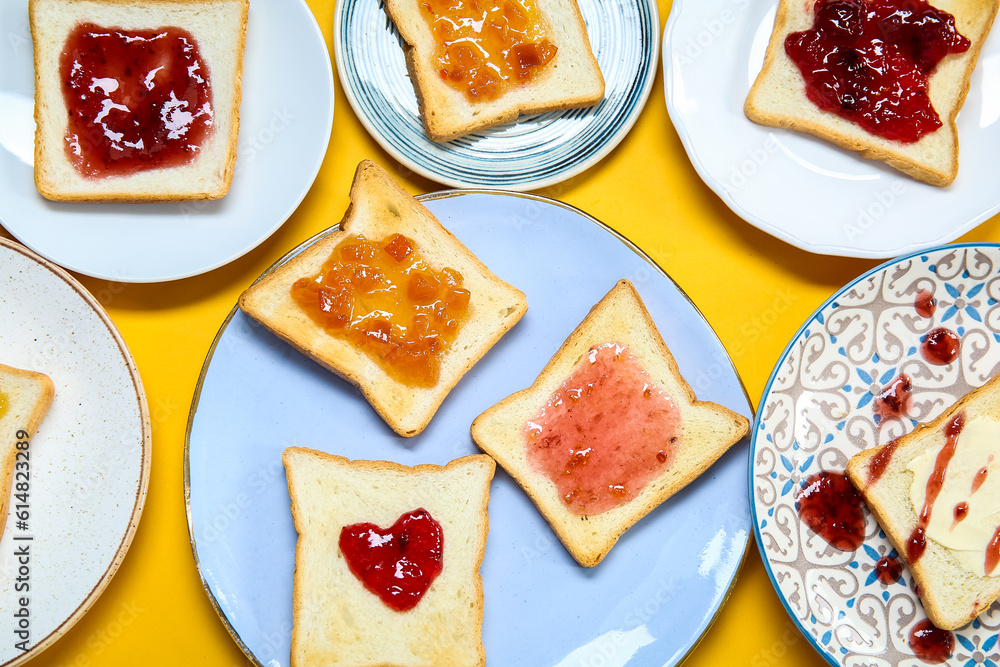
[239,160,528,437]
[282,448,495,667]
[31,0,248,202]
[0,364,54,542]
[471,280,750,567]
[744,0,999,186]
[383,0,605,142]
[846,373,1000,630]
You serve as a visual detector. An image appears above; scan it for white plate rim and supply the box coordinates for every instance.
[183,188,755,667]
[661,0,1000,260]
[0,237,152,666]
[0,0,334,283]
[332,0,660,191]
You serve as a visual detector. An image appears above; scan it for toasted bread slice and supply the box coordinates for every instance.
[846,373,1000,630]
[282,448,495,667]
[471,280,750,567]
[0,364,54,542]
[239,160,528,437]
[31,0,248,202]
[383,0,605,142]
[744,0,999,186]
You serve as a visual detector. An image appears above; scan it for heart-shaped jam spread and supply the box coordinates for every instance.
[339,508,444,611]
[60,22,214,178]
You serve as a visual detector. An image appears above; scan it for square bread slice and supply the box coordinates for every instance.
[470,279,750,567]
[383,0,605,142]
[846,372,1000,630]
[31,0,248,202]
[744,0,999,186]
[282,448,495,667]
[0,364,54,542]
[239,160,528,437]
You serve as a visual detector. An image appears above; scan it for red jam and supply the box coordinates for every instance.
[867,438,899,485]
[987,525,1000,575]
[907,412,964,563]
[973,457,992,493]
[915,289,937,318]
[952,501,969,529]
[908,618,953,664]
[420,0,557,101]
[873,374,912,420]
[874,555,903,584]
[524,342,681,516]
[60,23,214,178]
[920,327,961,366]
[784,0,969,143]
[797,471,866,551]
[338,509,444,612]
[290,234,471,388]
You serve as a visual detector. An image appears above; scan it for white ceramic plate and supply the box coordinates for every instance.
[0,0,333,283]
[752,244,1000,665]
[334,0,658,190]
[0,238,150,666]
[186,191,752,667]
[663,1,1000,259]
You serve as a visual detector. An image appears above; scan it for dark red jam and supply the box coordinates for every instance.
[797,471,866,551]
[785,0,970,143]
[987,525,1000,576]
[973,458,992,493]
[908,618,953,664]
[921,327,961,365]
[60,23,214,178]
[952,501,969,528]
[907,413,964,563]
[867,438,899,485]
[915,289,937,318]
[873,374,912,420]
[874,555,903,584]
[338,509,443,612]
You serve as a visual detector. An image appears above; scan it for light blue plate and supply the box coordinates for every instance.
[333,0,658,190]
[186,191,752,666]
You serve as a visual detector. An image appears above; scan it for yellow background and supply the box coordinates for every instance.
[12,0,1000,665]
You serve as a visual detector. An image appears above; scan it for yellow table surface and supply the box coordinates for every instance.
[11,0,1000,665]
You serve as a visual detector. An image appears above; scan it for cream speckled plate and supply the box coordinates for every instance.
[0,238,150,665]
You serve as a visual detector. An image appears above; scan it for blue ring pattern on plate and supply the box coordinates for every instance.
[751,243,1000,666]
[334,0,658,190]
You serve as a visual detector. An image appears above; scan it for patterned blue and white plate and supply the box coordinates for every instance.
[752,244,1000,666]
[333,0,658,190]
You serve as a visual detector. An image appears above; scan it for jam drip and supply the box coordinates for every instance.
[867,438,898,485]
[873,374,912,420]
[874,555,902,584]
[921,327,961,365]
[784,0,970,143]
[290,234,471,387]
[338,509,444,612]
[908,618,953,664]
[915,289,937,318]
[60,23,214,178]
[420,0,557,101]
[907,412,964,563]
[524,343,681,516]
[797,471,866,551]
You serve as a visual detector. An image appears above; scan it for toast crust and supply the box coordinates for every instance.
[239,160,528,437]
[471,280,750,567]
[846,372,1000,630]
[30,0,249,202]
[744,0,1000,186]
[283,448,495,667]
[383,0,605,142]
[0,364,54,544]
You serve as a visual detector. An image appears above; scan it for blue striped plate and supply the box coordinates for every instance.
[334,0,658,190]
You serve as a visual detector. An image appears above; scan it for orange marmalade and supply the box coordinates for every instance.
[0,391,7,421]
[420,0,557,101]
[290,233,471,387]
